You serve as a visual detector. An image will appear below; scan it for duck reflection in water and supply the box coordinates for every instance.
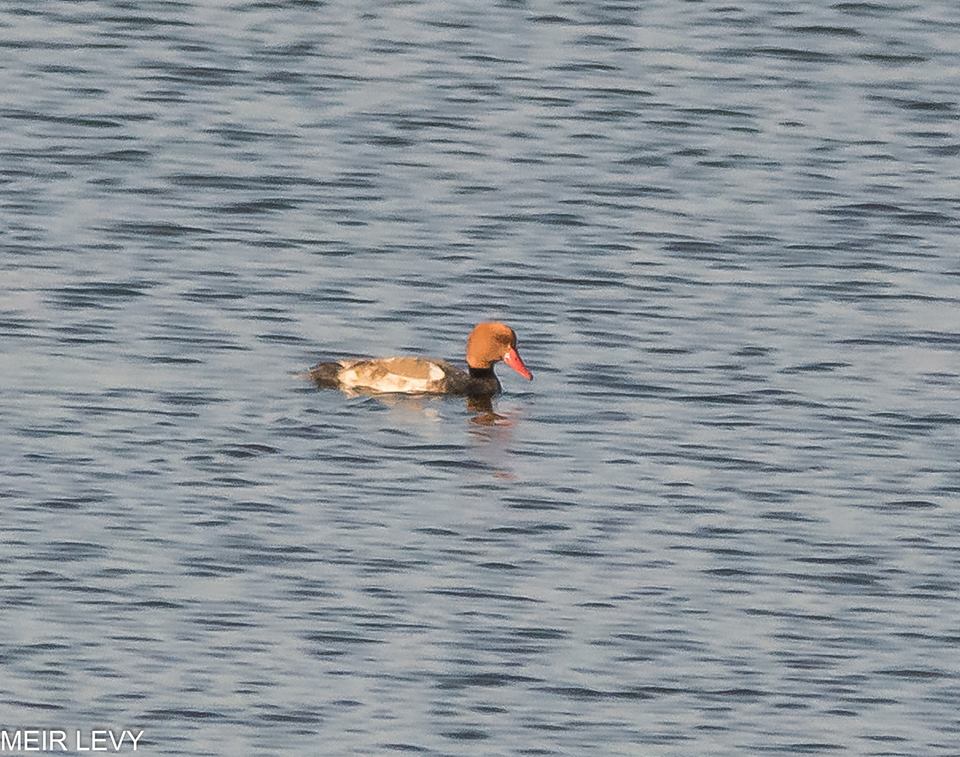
[466,395,512,426]
[314,388,518,427]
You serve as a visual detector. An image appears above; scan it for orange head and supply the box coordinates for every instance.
[465,322,533,380]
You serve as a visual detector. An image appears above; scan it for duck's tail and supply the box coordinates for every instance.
[297,361,342,388]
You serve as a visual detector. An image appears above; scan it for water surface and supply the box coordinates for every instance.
[2,1,959,754]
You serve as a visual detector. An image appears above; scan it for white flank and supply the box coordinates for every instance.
[374,374,431,393]
[339,364,440,394]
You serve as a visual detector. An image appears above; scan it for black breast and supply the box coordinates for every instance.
[443,366,502,396]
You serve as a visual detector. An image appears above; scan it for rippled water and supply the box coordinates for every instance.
[2,1,959,754]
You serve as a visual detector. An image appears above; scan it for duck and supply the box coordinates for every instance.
[306,322,533,396]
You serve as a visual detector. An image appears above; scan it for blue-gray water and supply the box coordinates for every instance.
[2,1,959,754]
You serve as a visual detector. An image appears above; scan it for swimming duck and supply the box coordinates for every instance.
[306,321,533,396]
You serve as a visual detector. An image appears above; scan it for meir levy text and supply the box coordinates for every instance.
[1,729,144,752]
